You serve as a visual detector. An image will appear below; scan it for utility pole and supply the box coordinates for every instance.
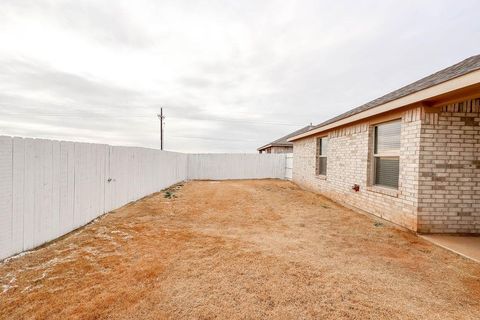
[157,108,165,150]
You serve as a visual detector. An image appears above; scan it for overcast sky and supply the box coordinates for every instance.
[0,1,479,152]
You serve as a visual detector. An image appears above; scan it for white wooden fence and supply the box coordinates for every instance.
[0,136,288,260]
[187,153,286,180]
[285,154,293,180]
[105,146,188,212]
[0,136,188,260]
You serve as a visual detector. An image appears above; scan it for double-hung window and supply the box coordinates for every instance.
[316,137,328,176]
[373,120,401,189]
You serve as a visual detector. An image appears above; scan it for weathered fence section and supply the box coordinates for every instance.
[0,135,287,260]
[187,153,286,180]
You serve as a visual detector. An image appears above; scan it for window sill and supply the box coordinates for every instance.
[315,175,327,180]
[366,185,399,197]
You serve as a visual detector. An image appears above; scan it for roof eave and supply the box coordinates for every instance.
[288,69,480,142]
[257,143,292,151]
[257,144,273,151]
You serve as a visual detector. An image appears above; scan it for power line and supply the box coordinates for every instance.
[0,112,306,126]
[171,135,258,142]
[168,116,303,126]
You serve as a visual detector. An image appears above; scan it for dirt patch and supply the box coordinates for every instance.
[1,180,479,319]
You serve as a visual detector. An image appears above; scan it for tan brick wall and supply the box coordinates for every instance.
[293,98,480,234]
[417,98,480,233]
[293,107,422,231]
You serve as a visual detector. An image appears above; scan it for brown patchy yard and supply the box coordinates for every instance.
[1,180,479,319]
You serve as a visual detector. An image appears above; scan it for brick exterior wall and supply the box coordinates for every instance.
[293,98,480,234]
[292,108,422,231]
[417,98,480,233]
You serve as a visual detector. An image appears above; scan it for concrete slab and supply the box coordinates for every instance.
[420,235,480,263]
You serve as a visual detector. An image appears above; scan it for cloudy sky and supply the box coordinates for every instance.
[0,0,479,152]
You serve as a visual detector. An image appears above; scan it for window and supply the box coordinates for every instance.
[316,137,328,176]
[373,120,401,189]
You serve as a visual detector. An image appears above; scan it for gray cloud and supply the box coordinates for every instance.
[179,77,214,89]
[0,0,155,48]
[0,59,142,106]
[0,0,479,152]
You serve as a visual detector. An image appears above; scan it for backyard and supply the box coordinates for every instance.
[1,179,479,319]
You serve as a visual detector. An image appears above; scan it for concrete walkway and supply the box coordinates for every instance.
[421,235,480,263]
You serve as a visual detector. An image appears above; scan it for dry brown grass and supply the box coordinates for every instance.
[1,180,479,319]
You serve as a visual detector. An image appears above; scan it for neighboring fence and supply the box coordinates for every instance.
[285,154,293,180]
[0,136,288,260]
[187,153,286,180]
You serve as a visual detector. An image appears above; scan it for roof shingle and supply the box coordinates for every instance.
[258,124,314,150]
[309,54,480,131]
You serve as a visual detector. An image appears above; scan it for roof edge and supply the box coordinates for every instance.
[257,144,273,151]
[288,69,480,142]
[257,143,292,151]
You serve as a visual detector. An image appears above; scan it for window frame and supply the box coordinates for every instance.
[372,119,401,189]
[315,136,328,176]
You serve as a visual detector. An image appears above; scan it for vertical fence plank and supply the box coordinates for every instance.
[23,138,35,251]
[0,137,13,259]
[59,141,75,236]
[12,137,25,253]
[37,139,54,245]
[51,141,61,239]
[32,139,43,247]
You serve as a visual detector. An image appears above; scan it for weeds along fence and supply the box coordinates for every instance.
[0,136,287,260]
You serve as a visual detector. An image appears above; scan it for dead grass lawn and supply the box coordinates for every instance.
[1,180,479,319]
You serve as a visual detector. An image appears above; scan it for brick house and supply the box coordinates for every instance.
[258,125,313,154]
[288,55,480,234]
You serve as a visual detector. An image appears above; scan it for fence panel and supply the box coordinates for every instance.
[187,153,286,180]
[0,137,189,260]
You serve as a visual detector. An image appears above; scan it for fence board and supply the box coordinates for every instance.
[0,137,13,259]
[23,138,35,250]
[12,137,25,253]
[59,141,75,236]
[52,141,61,240]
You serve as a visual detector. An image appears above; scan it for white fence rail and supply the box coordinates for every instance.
[0,136,288,260]
[187,153,286,180]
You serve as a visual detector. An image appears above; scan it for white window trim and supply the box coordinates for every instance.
[371,119,401,190]
[315,136,328,177]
